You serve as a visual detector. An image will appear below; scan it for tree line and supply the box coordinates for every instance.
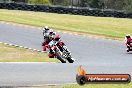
[10,0,132,12]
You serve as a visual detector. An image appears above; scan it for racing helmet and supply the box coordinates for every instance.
[49,29,53,34]
[44,26,49,30]
[126,34,131,38]
[54,35,60,41]
[53,32,56,35]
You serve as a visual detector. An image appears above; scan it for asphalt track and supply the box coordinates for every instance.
[0,22,132,86]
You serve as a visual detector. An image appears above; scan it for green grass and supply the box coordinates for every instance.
[0,9,132,39]
[63,83,132,88]
[0,43,59,62]
[19,83,132,88]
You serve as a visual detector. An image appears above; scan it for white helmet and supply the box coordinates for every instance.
[126,34,131,38]
[126,34,130,36]
[45,26,49,29]
[49,29,53,33]
[43,26,49,31]
[53,32,56,35]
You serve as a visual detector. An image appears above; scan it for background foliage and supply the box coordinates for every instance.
[3,0,132,12]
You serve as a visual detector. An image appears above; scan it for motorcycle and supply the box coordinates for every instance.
[42,29,74,63]
[125,37,132,52]
[54,44,74,63]
[126,43,132,52]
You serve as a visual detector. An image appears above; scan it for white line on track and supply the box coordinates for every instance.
[0,21,121,63]
[0,41,61,63]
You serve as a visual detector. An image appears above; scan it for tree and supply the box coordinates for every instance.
[124,0,132,12]
[63,0,70,6]
[80,0,89,7]
[90,0,100,8]
[100,0,126,10]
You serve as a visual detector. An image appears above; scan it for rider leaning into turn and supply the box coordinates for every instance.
[125,34,132,46]
[42,26,65,58]
[42,26,74,63]
[43,26,50,39]
[125,34,132,51]
[48,35,65,58]
[42,26,56,51]
[42,26,56,39]
[54,35,65,51]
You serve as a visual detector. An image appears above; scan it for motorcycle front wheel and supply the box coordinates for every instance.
[67,57,74,63]
[55,51,66,63]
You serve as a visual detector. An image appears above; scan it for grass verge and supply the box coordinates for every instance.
[18,83,132,88]
[0,9,132,40]
[63,83,132,88]
[0,43,59,62]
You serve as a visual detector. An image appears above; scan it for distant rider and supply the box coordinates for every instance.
[43,26,50,39]
[125,34,132,46]
[125,34,132,51]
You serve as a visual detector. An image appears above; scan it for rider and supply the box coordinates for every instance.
[47,39,55,58]
[125,34,132,51]
[42,28,55,51]
[49,29,56,40]
[54,35,65,52]
[43,26,50,39]
[125,34,132,46]
[48,35,64,58]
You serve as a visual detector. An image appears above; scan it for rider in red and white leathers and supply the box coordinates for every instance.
[48,35,65,58]
[42,28,55,51]
[54,35,65,52]
[43,26,49,39]
[125,34,132,51]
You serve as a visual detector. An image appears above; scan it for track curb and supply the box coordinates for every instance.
[0,41,46,53]
[0,41,75,63]
[0,41,61,63]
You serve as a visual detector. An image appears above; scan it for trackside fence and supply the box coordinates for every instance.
[0,3,132,18]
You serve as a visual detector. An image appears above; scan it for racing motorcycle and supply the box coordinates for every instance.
[42,29,74,63]
[126,43,132,52]
[125,37,132,52]
[54,44,74,63]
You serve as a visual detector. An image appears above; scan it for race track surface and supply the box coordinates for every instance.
[0,22,132,86]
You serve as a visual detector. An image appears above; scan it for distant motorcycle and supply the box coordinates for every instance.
[125,36,132,52]
[126,43,132,52]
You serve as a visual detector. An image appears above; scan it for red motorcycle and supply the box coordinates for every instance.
[48,41,74,63]
[126,43,132,52]
[125,38,132,52]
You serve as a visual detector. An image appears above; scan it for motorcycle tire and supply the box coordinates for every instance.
[127,47,130,52]
[55,51,66,63]
[67,57,74,63]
